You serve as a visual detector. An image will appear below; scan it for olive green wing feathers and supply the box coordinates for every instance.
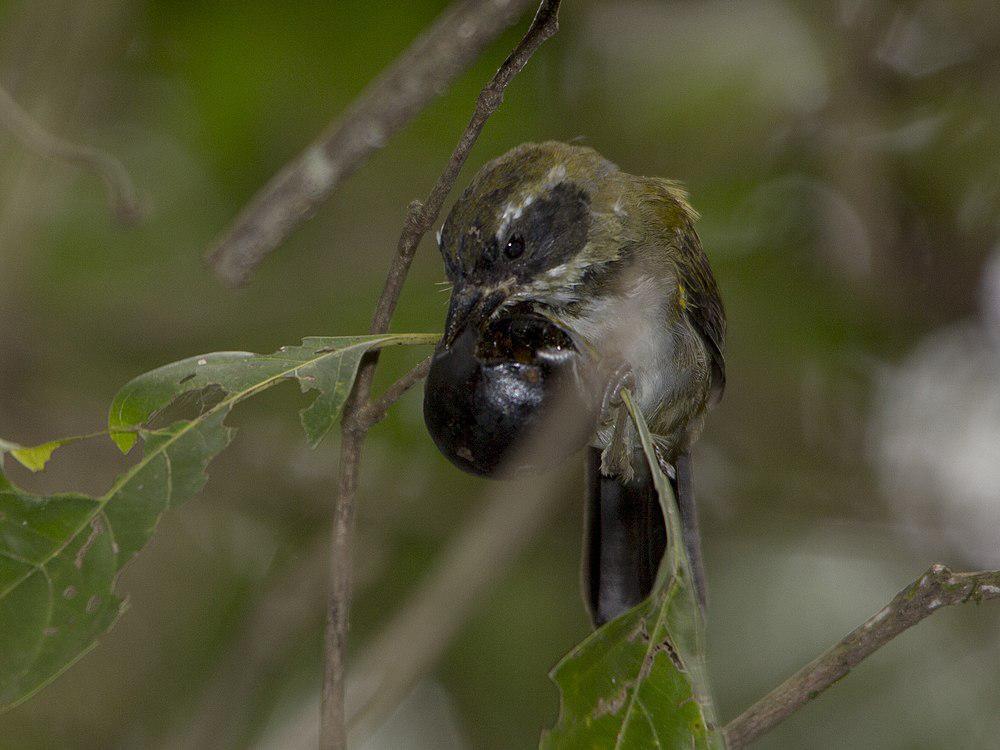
[641,179,727,402]
[676,224,726,402]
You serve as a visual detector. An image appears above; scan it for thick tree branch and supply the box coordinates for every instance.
[0,85,142,224]
[724,564,1000,749]
[320,2,562,748]
[206,0,544,288]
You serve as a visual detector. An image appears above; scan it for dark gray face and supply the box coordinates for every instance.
[439,174,592,288]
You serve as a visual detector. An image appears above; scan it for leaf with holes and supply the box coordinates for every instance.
[541,389,723,749]
[0,333,437,711]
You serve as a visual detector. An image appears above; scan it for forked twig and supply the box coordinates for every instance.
[356,356,432,429]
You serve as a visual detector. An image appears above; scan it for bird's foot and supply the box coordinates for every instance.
[599,362,637,481]
[600,362,636,422]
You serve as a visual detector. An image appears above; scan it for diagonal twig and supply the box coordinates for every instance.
[321,2,562,748]
[0,85,142,224]
[355,355,432,429]
[724,564,1000,748]
[206,0,544,288]
[344,472,568,741]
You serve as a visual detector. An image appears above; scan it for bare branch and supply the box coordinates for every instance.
[206,0,544,288]
[724,564,1000,749]
[0,85,142,224]
[321,3,562,747]
[356,356,432,430]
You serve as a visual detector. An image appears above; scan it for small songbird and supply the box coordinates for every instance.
[426,141,726,626]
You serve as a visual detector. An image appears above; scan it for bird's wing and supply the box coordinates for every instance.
[675,223,726,402]
[642,179,727,402]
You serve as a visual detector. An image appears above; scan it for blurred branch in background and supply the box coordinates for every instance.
[0,84,142,225]
[161,532,388,750]
[252,459,574,749]
[323,2,562,748]
[206,0,544,288]
[787,0,996,305]
[346,447,575,742]
[724,564,1000,748]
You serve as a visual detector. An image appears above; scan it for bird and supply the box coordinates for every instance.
[424,141,726,626]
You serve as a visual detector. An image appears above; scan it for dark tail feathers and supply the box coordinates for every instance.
[584,447,706,627]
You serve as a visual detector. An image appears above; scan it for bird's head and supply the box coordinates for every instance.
[436,141,628,345]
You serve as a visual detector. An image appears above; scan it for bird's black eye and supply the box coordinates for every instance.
[504,233,525,259]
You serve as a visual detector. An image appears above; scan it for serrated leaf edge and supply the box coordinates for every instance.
[0,334,436,604]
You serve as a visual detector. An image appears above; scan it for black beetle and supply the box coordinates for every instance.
[423,304,597,476]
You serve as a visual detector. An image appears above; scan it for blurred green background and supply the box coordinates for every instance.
[2,1,1000,748]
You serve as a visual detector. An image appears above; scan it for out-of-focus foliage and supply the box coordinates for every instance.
[543,391,721,749]
[0,334,435,713]
[1,1,999,748]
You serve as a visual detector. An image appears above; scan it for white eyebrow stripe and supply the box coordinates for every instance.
[496,198,528,239]
[544,164,567,186]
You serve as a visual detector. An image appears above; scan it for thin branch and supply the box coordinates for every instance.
[320,3,563,748]
[724,564,1000,749]
[356,356,432,430]
[206,0,543,288]
[0,85,142,224]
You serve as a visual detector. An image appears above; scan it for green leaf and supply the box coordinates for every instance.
[1,437,60,472]
[108,333,438,451]
[541,389,723,749]
[9,442,62,473]
[0,333,437,711]
[1,433,110,473]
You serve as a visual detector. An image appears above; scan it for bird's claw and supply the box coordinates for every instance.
[600,362,636,421]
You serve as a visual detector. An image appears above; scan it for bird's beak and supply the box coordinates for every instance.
[443,285,507,347]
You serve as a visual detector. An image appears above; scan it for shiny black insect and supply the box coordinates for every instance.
[423,304,596,476]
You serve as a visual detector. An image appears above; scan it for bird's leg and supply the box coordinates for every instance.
[599,362,636,479]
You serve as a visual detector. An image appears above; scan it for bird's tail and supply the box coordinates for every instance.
[583,447,706,627]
